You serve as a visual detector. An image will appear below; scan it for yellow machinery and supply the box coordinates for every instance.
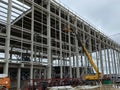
[0,74,10,89]
[81,44,102,80]
[64,28,102,80]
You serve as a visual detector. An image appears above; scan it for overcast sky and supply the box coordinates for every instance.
[58,0,120,44]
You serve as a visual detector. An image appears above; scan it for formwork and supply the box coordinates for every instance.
[0,0,120,89]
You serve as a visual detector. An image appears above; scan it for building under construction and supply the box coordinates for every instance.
[0,0,120,89]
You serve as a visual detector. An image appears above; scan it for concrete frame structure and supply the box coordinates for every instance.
[0,0,120,89]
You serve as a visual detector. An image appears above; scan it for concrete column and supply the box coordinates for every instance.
[10,47,13,59]
[113,50,117,74]
[80,54,83,66]
[73,55,76,78]
[34,45,37,62]
[60,51,63,78]
[117,51,120,75]
[112,49,115,74]
[69,54,72,78]
[69,42,72,78]
[4,0,12,75]
[76,34,80,78]
[33,69,36,79]
[97,34,100,71]
[63,56,65,76]
[39,51,41,62]
[118,50,120,75]
[96,51,98,68]
[95,36,98,68]
[39,69,41,79]
[58,55,60,66]
[75,20,80,78]
[60,45,63,79]
[115,50,118,74]
[83,30,88,74]
[17,67,21,90]
[68,12,72,78]
[47,0,51,79]
[99,42,104,73]
[107,48,111,74]
[84,56,88,74]
[30,0,34,80]
[59,7,63,79]
[88,27,91,67]
[104,45,108,74]
[44,68,47,79]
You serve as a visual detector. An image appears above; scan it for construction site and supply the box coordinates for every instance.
[0,0,120,90]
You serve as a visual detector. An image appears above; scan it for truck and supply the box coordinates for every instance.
[64,28,102,81]
[0,74,10,90]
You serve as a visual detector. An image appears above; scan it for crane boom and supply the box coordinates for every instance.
[64,28,102,80]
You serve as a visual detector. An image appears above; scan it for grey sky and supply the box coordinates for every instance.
[58,0,120,44]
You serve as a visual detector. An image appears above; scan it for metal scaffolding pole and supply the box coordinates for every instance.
[4,0,12,75]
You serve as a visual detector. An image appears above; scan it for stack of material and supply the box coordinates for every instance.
[73,85,120,90]
[47,85,120,90]
[72,85,101,90]
[48,86,73,90]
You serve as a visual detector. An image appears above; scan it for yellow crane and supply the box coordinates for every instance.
[64,28,102,81]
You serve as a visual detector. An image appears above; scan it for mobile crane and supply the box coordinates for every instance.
[0,74,10,90]
[64,28,102,81]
